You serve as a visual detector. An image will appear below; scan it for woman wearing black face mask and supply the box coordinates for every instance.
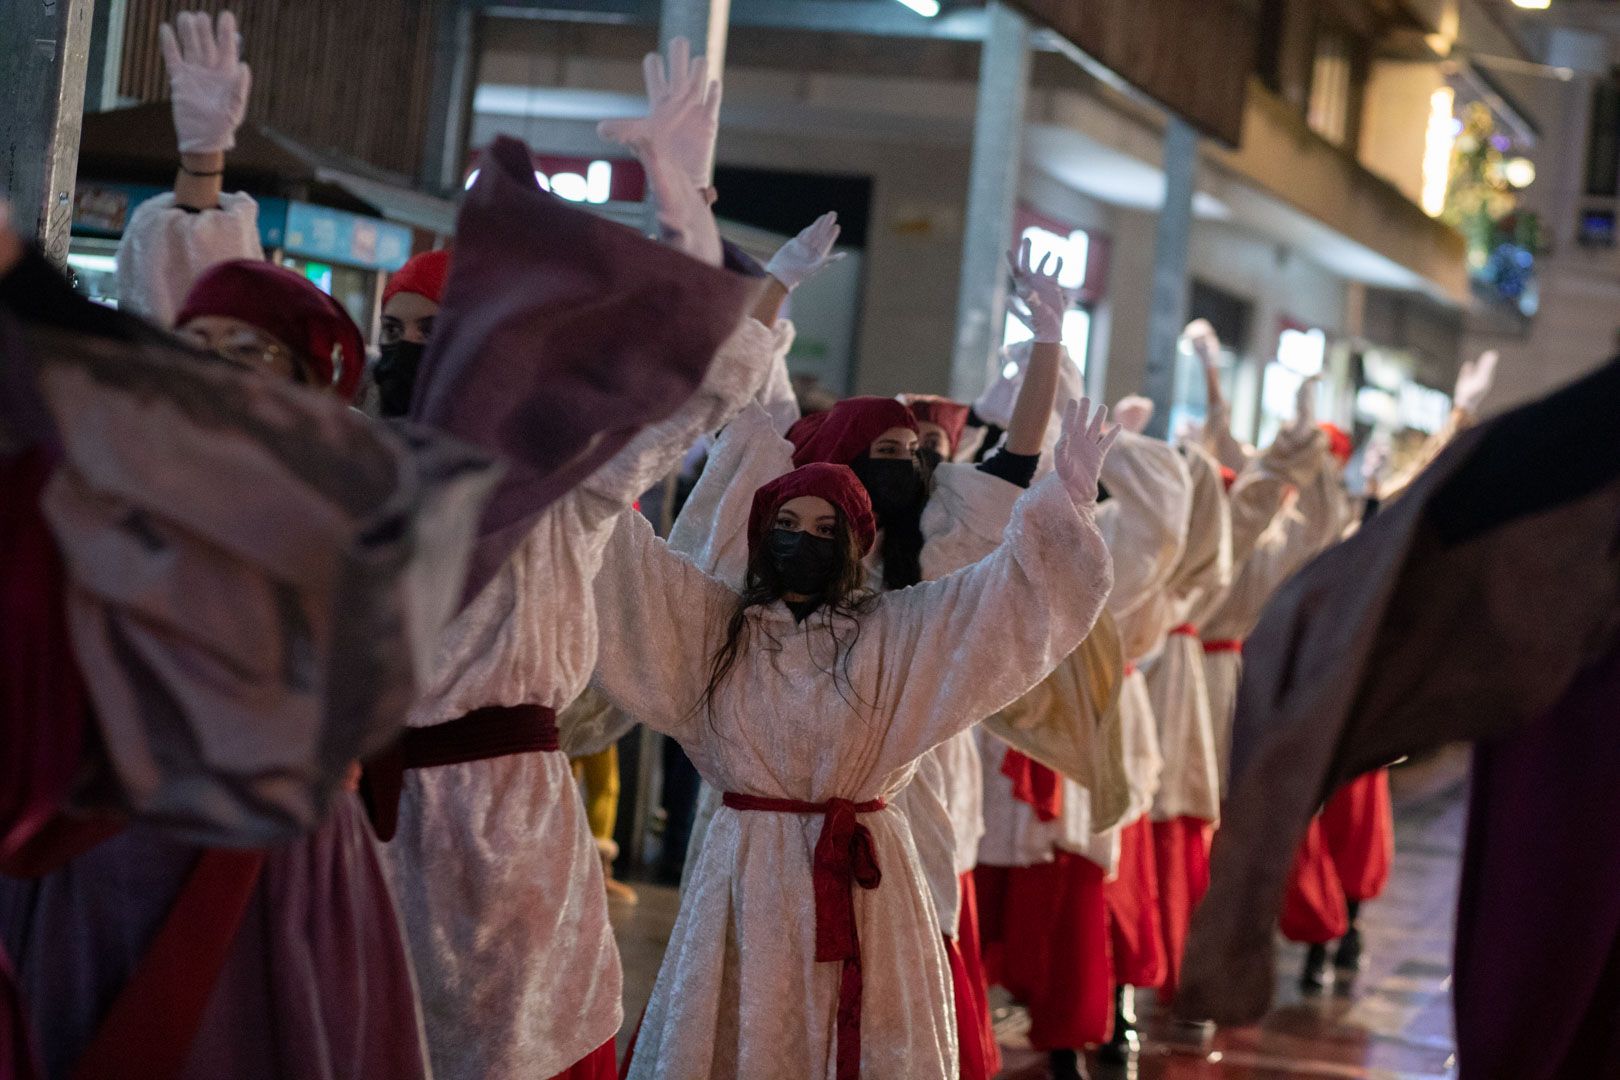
[375,249,449,417]
[592,401,1117,1080]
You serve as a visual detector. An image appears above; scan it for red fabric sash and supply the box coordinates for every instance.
[1168,624,1198,638]
[1000,750,1062,822]
[1201,639,1243,654]
[70,849,266,1080]
[362,703,559,840]
[722,792,885,1080]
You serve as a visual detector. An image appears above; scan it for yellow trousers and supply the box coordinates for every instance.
[570,744,620,845]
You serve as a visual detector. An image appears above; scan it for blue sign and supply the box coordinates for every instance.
[283,201,412,271]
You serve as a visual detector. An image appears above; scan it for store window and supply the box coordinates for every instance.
[1258,324,1327,445]
[1168,281,1253,440]
[1000,219,1095,379]
[1586,76,1620,197]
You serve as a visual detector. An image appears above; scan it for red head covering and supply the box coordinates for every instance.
[1219,465,1237,492]
[382,249,452,308]
[176,260,366,401]
[787,396,917,467]
[1319,422,1353,466]
[747,463,877,559]
[907,398,971,454]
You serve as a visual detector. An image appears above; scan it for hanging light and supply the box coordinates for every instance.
[1511,0,1551,10]
[1421,87,1457,217]
[1504,156,1537,188]
[894,0,941,16]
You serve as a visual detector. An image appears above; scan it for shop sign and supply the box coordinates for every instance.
[283,202,412,271]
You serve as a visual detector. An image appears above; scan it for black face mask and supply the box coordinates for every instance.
[915,446,945,474]
[850,456,927,526]
[767,528,841,596]
[374,341,425,418]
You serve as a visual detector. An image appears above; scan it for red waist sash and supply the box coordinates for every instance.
[1169,623,1198,638]
[1202,639,1244,655]
[722,792,885,1080]
[363,703,559,841]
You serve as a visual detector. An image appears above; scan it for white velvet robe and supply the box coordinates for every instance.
[979,431,1191,871]
[382,318,781,1080]
[594,474,1112,1080]
[115,191,264,326]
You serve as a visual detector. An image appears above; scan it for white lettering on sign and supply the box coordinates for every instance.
[464,160,615,204]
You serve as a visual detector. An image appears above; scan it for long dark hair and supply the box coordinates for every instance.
[697,509,879,724]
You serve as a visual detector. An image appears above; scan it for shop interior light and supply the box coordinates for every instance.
[894,0,941,16]
[1511,0,1551,10]
[1421,87,1457,217]
[1504,156,1537,188]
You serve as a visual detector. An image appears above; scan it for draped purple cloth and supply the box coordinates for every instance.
[411,135,759,604]
[1179,356,1620,1030]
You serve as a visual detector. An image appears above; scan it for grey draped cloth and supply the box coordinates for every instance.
[0,250,501,847]
[1178,356,1620,1027]
[413,135,759,603]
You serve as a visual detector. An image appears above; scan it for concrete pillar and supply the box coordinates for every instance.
[1141,115,1197,439]
[420,0,481,195]
[948,0,1030,402]
[0,0,95,264]
[84,0,129,113]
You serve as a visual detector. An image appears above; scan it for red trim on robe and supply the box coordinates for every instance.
[546,1039,616,1080]
[1000,750,1063,822]
[1280,816,1350,944]
[1321,770,1394,902]
[954,873,1001,1077]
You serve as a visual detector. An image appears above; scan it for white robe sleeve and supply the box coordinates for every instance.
[575,317,778,532]
[865,474,1113,773]
[755,319,801,435]
[665,398,795,586]
[591,507,736,738]
[115,192,264,327]
[1095,431,1191,622]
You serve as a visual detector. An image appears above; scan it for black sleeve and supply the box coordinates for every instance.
[1361,496,1381,524]
[977,449,1040,489]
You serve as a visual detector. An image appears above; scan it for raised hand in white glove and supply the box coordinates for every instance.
[159,11,251,154]
[1053,397,1120,506]
[766,212,846,291]
[1010,238,1068,344]
[1453,349,1499,417]
[597,37,721,191]
[1182,318,1221,366]
[1113,394,1154,435]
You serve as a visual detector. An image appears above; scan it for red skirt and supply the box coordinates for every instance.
[954,873,1001,1077]
[1280,816,1349,944]
[1104,817,1166,989]
[552,1038,615,1080]
[976,854,1114,1049]
[1320,769,1394,902]
[1150,815,1213,1003]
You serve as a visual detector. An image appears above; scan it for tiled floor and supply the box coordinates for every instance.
[608,748,1469,1078]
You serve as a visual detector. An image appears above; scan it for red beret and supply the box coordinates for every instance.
[176,259,365,401]
[1319,422,1353,466]
[907,398,971,453]
[747,463,877,560]
[787,396,917,467]
[383,249,452,308]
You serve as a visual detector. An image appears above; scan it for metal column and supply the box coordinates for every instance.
[1141,115,1198,440]
[948,0,1031,402]
[420,0,481,196]
[0,0,96,264]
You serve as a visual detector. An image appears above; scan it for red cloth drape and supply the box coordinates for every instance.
[1151,815,1213,1003]
[980,853,1113,1049]
[944,936,991,1080]
[954,873,1000,1077]
[1105,817,1166,988]
[547,1039,616,1080]
[1000,750,1063,821]
[1280,817,1349,944]
[1320,769,1394,902]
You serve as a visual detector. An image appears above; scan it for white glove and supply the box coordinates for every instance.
[1360,439,1391,487]
[159,11,251,154]
[1453,349,1499,416]
[1009,238,1067,344]
[1182,318,1221,366]
[1113,394,1154,435]
[1053,397,1119,506]
[766,212,846,291]
[598,37,721,191]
